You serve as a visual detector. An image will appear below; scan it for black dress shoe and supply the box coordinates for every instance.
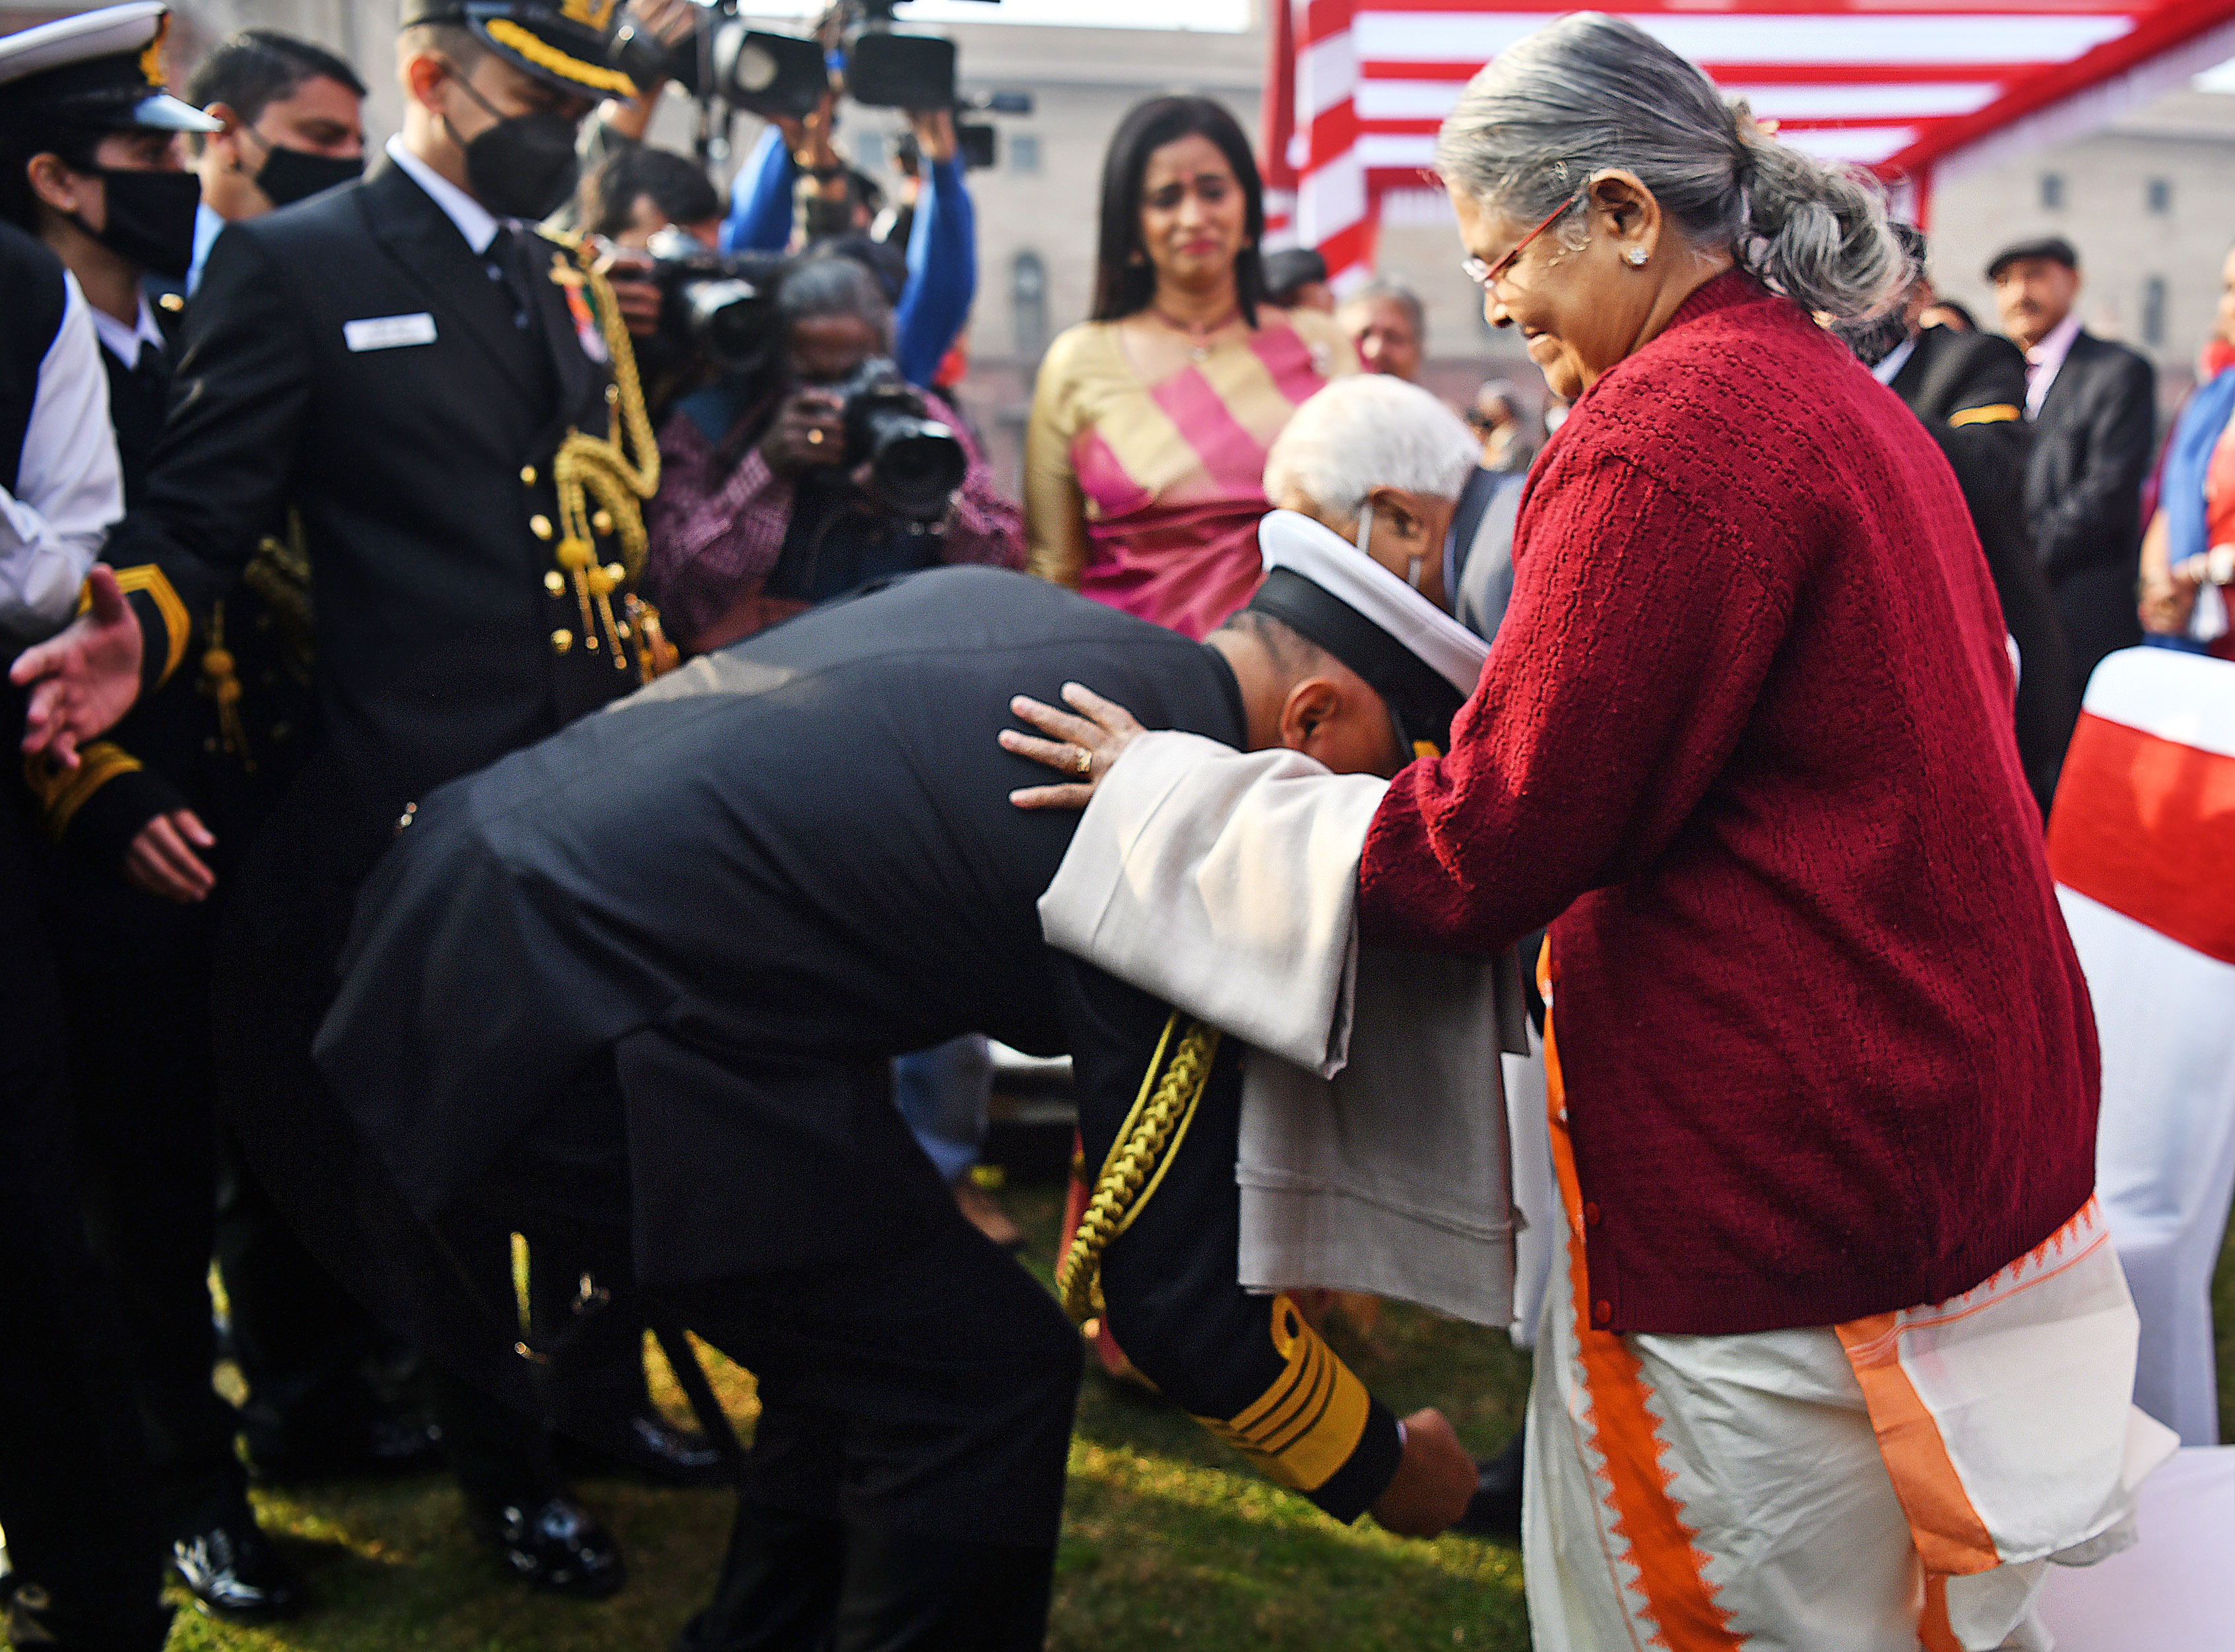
[555,1411,725,1488]
[172,1515,308,1622]
[467,1494,626,1599]
[1452,1425,1526,1541]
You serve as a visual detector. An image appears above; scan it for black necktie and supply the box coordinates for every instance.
[484,225,536,332]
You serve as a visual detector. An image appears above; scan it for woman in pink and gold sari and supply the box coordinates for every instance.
[1025,96,1355,639]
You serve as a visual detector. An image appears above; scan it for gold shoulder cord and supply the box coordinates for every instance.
[548,240,677,682]
[1056,1013,1221,1324]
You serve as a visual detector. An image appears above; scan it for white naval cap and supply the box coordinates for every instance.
[0,3,220,133]
[1248,508,1490,753]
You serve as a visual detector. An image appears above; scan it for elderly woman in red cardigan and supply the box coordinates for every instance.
[1008,14,2169,1649]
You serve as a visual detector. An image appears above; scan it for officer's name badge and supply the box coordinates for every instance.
[343,313,438,353]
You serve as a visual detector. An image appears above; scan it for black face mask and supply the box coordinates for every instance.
[442,65,582,222]
[463,108,579,220]
[251,137,364,208]
[79,168,201,280]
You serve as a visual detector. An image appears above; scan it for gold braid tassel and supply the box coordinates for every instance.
[1056,1015,1221,1325]
[198,599,252,773]
[548,243,670,678]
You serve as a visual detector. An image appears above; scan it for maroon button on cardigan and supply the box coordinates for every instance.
[1357,270,2099,1336]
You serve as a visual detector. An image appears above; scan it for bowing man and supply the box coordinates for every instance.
[313,435,1488,1647]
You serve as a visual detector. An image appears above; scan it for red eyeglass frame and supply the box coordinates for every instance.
[1461,185,1587,295]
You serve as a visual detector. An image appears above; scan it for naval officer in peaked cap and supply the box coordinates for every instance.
[10,0,688,1598]
[311,529,1489,1650]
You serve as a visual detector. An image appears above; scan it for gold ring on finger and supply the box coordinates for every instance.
[1074,745,1093,777]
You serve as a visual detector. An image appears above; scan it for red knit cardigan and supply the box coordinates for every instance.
[1357,270,2099,1336]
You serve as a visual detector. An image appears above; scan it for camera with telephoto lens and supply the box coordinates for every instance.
[642,226,789,374]
[826,355,967,523]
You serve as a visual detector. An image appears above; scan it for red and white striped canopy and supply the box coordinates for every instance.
[1263,0,2235,286]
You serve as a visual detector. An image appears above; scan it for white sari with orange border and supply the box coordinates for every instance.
[1529,947,2176,1652]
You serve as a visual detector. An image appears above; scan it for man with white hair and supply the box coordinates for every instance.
[1263,372,1481,612]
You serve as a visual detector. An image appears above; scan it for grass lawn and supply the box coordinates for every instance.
[161,1178,2235,1652]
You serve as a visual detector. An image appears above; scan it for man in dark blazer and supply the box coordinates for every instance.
[14,0,674,1596]
[315,562,1480,1652]
[1860,225,2079,812]
[1990,234,2156,695]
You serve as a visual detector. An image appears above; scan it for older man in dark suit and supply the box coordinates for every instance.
[1991,234,2156,695]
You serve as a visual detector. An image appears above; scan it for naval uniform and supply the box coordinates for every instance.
[98,139,670,1509]
[25,273,313,1545]
[316,567,1409,1649]
[0,217,172,1652]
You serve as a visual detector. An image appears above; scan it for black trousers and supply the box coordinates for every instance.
[209,777,640,1506]
[665,1213,1081,1652]
[459,1048,1082,1651]
[46,860,247,1538]
[0,800,170,1651]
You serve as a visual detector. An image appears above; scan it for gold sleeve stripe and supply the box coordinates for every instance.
[105,565,191,685]
[24,742,145,838]
[1193,1293,1373,1494]
[1949,403,2021,428]
[482,19,639,96]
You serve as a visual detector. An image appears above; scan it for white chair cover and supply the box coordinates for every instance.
[2034,1446,2235,1648]
[2046,647,2235,1448]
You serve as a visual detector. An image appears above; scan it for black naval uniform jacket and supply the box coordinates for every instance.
[317,567,1406,1525]
[102,156,649,889]
[1887,325,2079,811]
[32,287,307,883]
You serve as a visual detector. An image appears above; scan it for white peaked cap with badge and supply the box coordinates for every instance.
[1249,508,1489,753]
[0,1,219,131]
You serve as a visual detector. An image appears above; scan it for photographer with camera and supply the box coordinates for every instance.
[725,99,975,393]
[641,249,1018,652]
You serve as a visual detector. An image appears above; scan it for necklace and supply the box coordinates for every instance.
[1151,301,1242,362]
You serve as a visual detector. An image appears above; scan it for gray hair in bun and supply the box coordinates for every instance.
[1433,12,1903,321]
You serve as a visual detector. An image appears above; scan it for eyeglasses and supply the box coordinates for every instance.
[1461,187,1585,295]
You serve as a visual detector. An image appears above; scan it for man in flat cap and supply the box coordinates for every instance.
[11,0,680,1598]
[313,541,1484,1650]
[1990,233,2155,693]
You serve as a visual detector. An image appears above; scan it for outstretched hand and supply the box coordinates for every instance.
[999,680,1146,810]
[11,565,144,767]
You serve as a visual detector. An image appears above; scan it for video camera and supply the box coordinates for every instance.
[639,230,966,523]
[612,0,1028,167]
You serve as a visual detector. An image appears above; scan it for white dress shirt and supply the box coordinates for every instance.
[1,271,124,641]
[87,288,166,369]
[1871,334,1916,387]
[2024,309,2085,421]
[385,133,498,254]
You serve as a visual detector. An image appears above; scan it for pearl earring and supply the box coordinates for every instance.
[1626,246,1649,266]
